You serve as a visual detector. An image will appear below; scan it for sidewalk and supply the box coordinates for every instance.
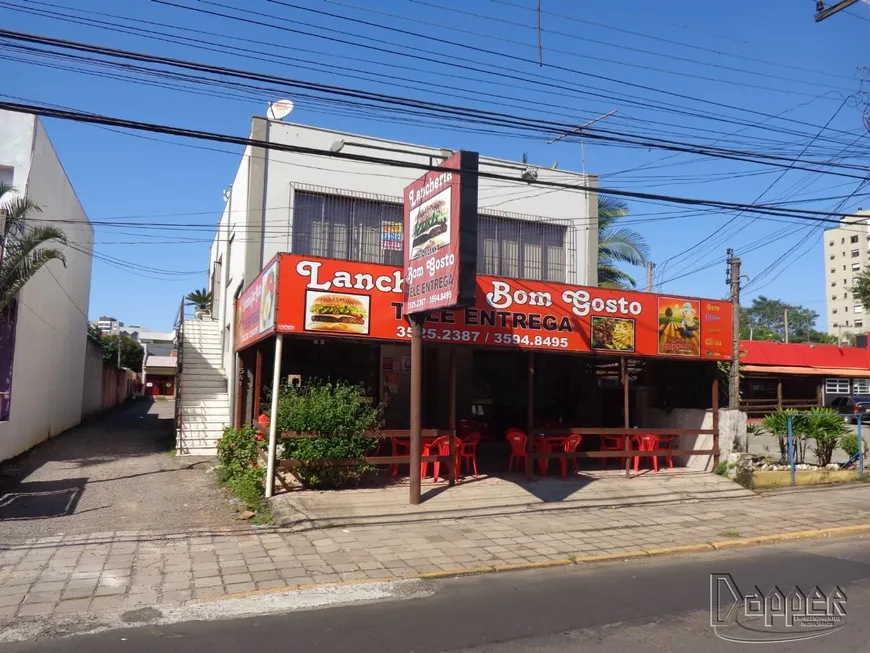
[3,482,870,624]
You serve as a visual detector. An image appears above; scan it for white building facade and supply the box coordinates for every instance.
[0,111,94,462]
[206,119,600,412]
[824,210,870,338]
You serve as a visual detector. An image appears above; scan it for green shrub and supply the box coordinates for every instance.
[762,409,810,463]
[274,381,381,489]
[805,408,850,467]
[714,461,728,476]
[841,433,869,458]
[216,424,266,508]
[228,467,266,509]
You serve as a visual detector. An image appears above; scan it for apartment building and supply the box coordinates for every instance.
[824,210,870,337]
[93,315,123,335]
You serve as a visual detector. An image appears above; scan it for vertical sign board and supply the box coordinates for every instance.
[403,151,479,314]
[234,256,280,350]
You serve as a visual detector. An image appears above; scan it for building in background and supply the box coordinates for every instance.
[136,330,177,396]
[93,315,123,335]
[0,110,94,462]
[824,210,870,339]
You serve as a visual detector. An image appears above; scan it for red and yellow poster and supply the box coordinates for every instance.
[234,256,279,349]
[252,254,734,360]
[657,297,701,357]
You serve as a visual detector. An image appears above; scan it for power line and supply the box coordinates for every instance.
[2,29,869,181]
[4,99,870,234]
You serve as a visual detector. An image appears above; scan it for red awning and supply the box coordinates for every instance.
[742,364,870,377]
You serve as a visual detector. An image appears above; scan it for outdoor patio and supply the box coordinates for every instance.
[269,469,753,530]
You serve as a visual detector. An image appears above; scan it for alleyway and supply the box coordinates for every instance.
[0,400,236,544]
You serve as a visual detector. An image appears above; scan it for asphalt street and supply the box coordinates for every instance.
[4,537,870,652]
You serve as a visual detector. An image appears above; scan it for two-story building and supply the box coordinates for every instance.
[204,119,599,436]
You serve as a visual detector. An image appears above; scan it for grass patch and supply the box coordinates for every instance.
[721,530,741,539]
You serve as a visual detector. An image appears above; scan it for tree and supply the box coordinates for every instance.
[597,194,650,289]
[101,333,144,373]
[87,323,103,344]
[0,184,67,313]
[185,288,212,311]
[740,296,836,344]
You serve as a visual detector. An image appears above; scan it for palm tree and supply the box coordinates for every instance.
[185,288,212,311]
[0,184,67,313]
[597,194,650,289]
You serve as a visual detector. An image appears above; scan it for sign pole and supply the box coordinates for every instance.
[409,315,424,505]
[265,333,284,499]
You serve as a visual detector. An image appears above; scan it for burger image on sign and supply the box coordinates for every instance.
[409,188,451,261]
[304,291,370,335]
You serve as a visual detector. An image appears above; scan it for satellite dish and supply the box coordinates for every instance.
[268,99,294,121]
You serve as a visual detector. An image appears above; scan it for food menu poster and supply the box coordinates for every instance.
[234,256,279,349]
[272,254,734,360]
[402,151,478,315]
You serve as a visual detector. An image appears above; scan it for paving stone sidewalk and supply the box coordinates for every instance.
[2,483,870,621]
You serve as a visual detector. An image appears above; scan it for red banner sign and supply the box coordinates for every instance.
[402,151,478,314]
[265,254,733,360]
[234,256,279,349]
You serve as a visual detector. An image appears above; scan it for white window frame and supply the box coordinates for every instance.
[825,378,851,394]
[853,379,870,395]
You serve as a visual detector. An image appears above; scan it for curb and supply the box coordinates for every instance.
[203,524,870,605]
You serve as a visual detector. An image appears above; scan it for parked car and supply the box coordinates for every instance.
[830,396,870,424]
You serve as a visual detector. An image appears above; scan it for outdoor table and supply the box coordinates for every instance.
[534,433,568,476]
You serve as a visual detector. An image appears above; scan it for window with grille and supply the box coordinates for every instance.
[292,190,404,266]
[852,250,860,258]
[853,263,861,271]
[853,379,870,395]
[477,214,567,282]
[292,189,568,281]
[856,305,864,314]
[826,378,850,394]
[851,235,859,243]
[856,319,864,328]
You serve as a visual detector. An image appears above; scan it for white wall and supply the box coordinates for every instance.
[0,113,94,461]
[257,122,598,284]
[209,146,250,402]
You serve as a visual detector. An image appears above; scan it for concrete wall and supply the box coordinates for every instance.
[209,146,251,412]
[642,408,745,472]
[254,121,598,285]
[81,338,104,418]
[0,113,94,462]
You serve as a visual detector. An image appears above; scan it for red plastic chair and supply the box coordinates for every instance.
[631,434,660,473]
[420,436,443,480]
[390,437,410,478]
[560,434,583,479]
[600,435,626,468]
[459,432,481,476]
[427,436,463,483]
[506,429,528,472]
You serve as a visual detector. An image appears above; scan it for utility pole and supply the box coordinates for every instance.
[815,0,861,22]
[645,261,655,292]
[784,309,789,344]
[726,249,742,409]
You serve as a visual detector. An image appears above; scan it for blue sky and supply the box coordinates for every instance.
[2,0,869,330]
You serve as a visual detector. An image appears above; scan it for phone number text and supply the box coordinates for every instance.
[395,326,569,348]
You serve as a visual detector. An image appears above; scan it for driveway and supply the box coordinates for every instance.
[0,400,237,544]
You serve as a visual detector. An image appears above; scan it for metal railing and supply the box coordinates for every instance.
[780,413,865,485]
